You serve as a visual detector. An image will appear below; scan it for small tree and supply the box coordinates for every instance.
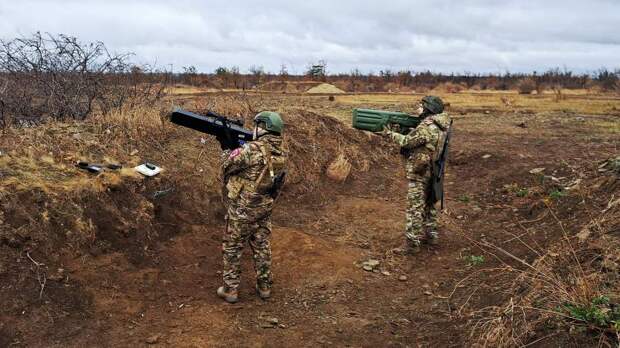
[279,64,289,80]
[249,65,265,87]
[182,65,198,86]
[306,60,326,81]
[595,68,619,91]
[230,66,241,89]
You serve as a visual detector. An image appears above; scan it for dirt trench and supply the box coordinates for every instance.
[1,109,619,347]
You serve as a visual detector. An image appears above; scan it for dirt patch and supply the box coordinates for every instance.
[1,95,619,347]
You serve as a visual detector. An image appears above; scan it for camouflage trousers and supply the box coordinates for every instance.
[222,202,273,292]
[405,179,437,245]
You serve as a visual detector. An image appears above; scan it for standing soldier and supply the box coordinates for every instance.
[382,96,452,254]
[217,112,287,303]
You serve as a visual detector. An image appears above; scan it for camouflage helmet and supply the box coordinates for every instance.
[421,96,444,114]
[254,111,283,134]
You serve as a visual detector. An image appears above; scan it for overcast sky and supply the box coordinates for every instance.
[1,0,619,74]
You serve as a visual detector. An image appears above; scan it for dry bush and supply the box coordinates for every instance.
[435,82,466,93]
[413,85,430,94]
[517,78,537,94]
[93,102,173,141]
[0,32,168,127]
[552,85,566,102]
[383,82,400,92]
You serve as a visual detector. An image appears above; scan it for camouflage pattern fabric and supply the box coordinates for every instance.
[406,180,438,245]
[220,134,286,291]
[386,113,451,181]
[386,113,451,245]
[223,200,273,291]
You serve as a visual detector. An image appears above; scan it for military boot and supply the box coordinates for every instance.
[256,282,271,300]
[406,240,421,255]
[217,286,239,303]
[427,235,439,246]
[425,230,439,246]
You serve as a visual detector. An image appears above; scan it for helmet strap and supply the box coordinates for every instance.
[253,125,268,140]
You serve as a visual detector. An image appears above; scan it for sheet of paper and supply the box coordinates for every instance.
[134,164,162,177]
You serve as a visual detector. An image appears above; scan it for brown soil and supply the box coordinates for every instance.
[0,97,618,347]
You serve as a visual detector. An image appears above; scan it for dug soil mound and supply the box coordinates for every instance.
[306,83,346,94]
[259,81,323,93]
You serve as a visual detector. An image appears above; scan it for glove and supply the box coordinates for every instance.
[381,124,394,135]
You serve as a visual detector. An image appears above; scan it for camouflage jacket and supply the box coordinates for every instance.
[221,134,287,206]
[386,113,451,181]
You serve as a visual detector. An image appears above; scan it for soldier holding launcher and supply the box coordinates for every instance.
[217,112,287,303]
[382,96,452,254]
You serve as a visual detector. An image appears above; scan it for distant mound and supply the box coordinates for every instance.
[259,80,322,93]
[306,83,345,94]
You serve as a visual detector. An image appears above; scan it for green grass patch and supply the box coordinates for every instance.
[458,194,471,203]
[561,296,620,332]
[549,189,566,200]
[464,255,485,266]
[516,188,529,197]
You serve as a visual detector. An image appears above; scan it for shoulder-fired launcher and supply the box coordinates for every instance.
[169,108,253,150]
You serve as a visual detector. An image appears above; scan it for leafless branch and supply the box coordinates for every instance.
[0,32,170,127]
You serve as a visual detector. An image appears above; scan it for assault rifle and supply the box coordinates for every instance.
[169,108,253,150]
[429,119,453,209]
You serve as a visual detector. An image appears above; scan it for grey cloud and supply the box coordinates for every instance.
[1,0,619,73]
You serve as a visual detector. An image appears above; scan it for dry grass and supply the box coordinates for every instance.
[469,177,620,347]
[336,92,620,115]
[167,84,217,95]
[0,101,174,196]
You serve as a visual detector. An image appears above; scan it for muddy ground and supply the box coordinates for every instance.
[1,93,619,347]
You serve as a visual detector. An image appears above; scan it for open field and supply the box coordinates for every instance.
[1,91,619,347]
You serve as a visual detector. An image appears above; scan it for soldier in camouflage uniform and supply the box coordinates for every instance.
[217,112,287,303]
[383,96,451,254]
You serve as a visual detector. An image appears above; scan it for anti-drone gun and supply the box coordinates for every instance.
[352,108,421,134]
[169,108,253,150]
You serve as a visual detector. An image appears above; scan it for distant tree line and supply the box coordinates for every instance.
[1,32,618,127]
[174,62,619,94]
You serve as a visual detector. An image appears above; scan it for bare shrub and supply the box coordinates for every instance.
[413,85,430,94]
[436,82,466,93]
[552,85,566,102]
[0,32,168,127]
[517,78,536,94]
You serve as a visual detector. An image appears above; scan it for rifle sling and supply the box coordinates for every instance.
[255,142,274,186]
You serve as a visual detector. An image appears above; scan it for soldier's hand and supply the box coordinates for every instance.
[381,124,393,135]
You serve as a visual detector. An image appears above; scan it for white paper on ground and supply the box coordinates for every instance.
[134,164,162,177]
